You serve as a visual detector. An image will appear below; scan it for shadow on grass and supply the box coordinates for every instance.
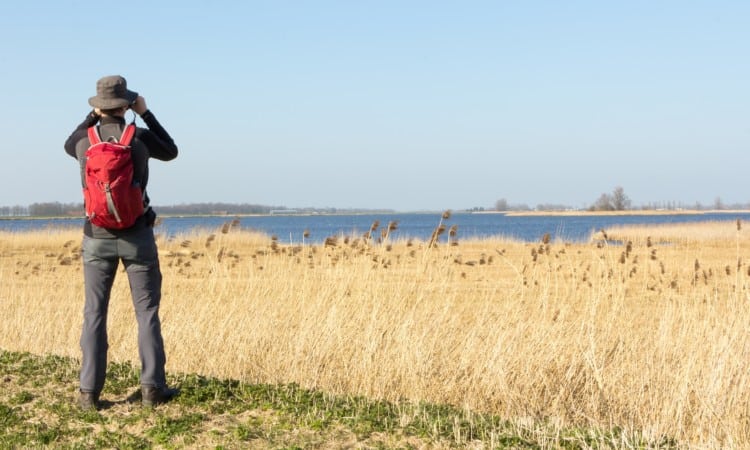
[1,349,679,449]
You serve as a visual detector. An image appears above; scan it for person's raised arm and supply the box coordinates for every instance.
[64,110,100,157]
[132,96,178,161]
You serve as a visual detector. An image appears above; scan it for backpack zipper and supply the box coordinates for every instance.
[104,183,123,223]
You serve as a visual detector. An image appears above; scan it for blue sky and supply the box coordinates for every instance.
[1,1,748,211]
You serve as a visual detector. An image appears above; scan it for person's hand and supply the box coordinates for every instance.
[93,108,102,116]
[131,96,147,115]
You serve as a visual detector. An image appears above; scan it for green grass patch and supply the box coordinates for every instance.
[0,349,676,448]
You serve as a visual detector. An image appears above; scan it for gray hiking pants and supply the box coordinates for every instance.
[79,226,167,394]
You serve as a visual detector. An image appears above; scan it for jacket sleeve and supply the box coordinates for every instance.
[137,110,178,161]
[64,110,100,157]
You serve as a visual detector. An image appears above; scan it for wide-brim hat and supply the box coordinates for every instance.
[88,75,138,109]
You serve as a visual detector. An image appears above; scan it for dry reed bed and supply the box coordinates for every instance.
[1,219,750,447]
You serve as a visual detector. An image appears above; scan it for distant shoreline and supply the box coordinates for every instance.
[501,209,750,217]
[2,209,750,221]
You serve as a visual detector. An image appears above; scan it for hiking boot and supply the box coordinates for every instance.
[78,391,100,411]
[142,385,179,407]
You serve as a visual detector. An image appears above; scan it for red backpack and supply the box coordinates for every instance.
[83,123,145,229]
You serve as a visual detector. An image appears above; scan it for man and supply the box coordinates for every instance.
[64,75,179,410]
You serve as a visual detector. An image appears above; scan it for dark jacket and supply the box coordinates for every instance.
[65,110,178,238]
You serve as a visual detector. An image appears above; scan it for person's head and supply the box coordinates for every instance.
[98,106,129,117]
[88,75,137,115]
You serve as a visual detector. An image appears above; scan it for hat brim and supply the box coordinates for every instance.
[88,89,138,109]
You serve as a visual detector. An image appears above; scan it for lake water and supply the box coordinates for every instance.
[2,212,750,244]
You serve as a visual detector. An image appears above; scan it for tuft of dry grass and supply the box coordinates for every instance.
[2,220,750,447]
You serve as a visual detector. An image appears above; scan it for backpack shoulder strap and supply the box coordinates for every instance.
[87,119,136,146]
[87,126,101,145]
[119,123,136,146]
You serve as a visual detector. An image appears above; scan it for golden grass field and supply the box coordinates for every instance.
[2,218,750,448]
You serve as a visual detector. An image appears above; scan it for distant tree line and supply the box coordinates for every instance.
[154,203,391,215]
[494,187,750,212]
[154,202,280,215]
[0,202,83,217]
[3,191,749,217]
[0,202,393,217]
[0,202,281,217]
[0,205,32,216]
[589,186,631,211]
